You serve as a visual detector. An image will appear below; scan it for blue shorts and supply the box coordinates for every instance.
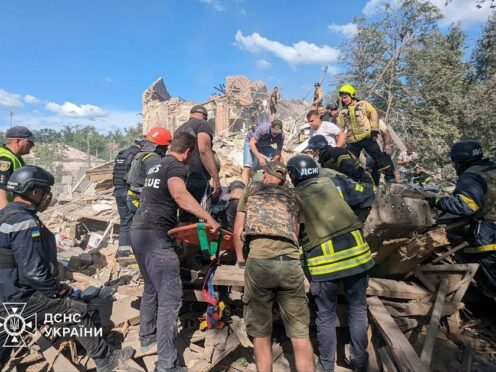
[243,142,277,170]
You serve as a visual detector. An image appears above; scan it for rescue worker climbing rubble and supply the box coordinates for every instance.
[126,127,172,217]
[336,84,395,183]
[312,82,323,108]
[0,166,134,371]
[287,155,374,372]
[308,134,375,185]
[425,140,496,295]
[233,161,315,372]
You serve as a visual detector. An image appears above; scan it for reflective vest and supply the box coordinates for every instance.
[463,164,496,254]
[112,145,139,187]
[0,147,24,202]
[336,100,379,143]
[245,184,299,246]
[295,177,373,280]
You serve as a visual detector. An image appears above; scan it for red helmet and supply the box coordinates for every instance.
[145,127,172,146]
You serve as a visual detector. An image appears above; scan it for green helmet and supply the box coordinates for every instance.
[339,84,356,97]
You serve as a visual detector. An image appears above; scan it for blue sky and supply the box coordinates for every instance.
[0,0,492,132]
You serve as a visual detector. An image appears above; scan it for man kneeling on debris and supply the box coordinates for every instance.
[0,166,134,371]
[425,140,496,295]
[308,134,375,185]
[233,161,315,372]
[130,132,219,372]
[288,155,374,372]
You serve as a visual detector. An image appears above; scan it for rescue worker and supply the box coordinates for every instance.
[336,84,394,183]
[0,126,36,209]
[412,165,432,187]
[287,155,374,372]
[270,87,279,121]
[112,137,144,258]
[308,135,375,185]
[241,119,284,185]
[312,82,323,108]
[0,166,134,371]
[307,110,346,148]
[175,105,222,222]
[126,127,172,217]
[233,161,315,372]
[323,102,339,123]
[365,118,396,184]
[130,132,219,372]
[425,140,496,294]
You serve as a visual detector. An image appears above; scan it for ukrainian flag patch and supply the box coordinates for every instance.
[32,229,41,238]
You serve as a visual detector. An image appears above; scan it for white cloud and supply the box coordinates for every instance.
[199,0,226,12]
[24,95,40,104]
[328,22,358,38]
[0,89,23,107]
[4,110,139,133]
[104,76,113,83]
[234,31,340,66]
[429,0,491,26]
[45,101,107,119]
[256,59,272,69]
[362,0,490,27]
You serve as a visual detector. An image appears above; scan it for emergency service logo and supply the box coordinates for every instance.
[0,303,37,347]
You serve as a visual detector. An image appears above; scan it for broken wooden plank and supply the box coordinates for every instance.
[368,297,427,372]
[381,299,462,317]
[35,331,78,371]
[420,278,449,368]
[229,315,253,348]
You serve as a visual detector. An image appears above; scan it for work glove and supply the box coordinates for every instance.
[424,196,439,208]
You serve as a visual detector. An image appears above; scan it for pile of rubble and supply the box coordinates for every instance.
[9,77,496,371]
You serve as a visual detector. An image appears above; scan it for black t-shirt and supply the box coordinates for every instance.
[175,118,214,179]
[131,155,187,234]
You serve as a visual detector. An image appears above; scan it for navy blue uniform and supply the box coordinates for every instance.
[0,203,110,367]
[0,203,59,302]
[436,158,496,292]
[319,146,374,185]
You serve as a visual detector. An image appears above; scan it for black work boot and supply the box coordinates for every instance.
[154,361,188,372]
[95,346,135,372]
[140,334,157,353]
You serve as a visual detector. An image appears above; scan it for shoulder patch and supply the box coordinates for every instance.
[0,160,11,172]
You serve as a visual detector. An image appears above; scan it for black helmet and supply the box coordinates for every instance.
[449,140,483,171]
[308,135,328,150]
[7,166,54,195]
[314,82,320,87]
[326,102,339,110]
[287,155,320,186]
[227,180,246,193]
[135,136,145,147]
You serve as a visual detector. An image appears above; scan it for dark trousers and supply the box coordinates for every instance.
[310,273,369,372]
[130,229,183,369]
[366,153,395,185]
[178,174,209,223]
[348,138,395,183]
[114,187,133,248]
[126,194,139,217]
[0,291,108,368]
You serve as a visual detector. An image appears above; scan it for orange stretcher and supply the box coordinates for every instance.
[168,223,234,252]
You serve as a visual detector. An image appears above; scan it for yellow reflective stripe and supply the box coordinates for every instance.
[308,251,373,275]
[306,242,369,266]
[464,244,496,254]
[143,153,155,161]
[355,184,364,192]
[335,186,344,199]
[127,190,137,196]
[336,154,351,167]
[458,194,480,212]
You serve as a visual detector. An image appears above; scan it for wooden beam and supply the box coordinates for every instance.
[420,278,449,367]
[368,297,427,372]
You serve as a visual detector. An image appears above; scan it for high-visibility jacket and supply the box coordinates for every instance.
[437,159,496,254]
[0,147,24,202]
[336,99,379,143]
[296,177,374,281]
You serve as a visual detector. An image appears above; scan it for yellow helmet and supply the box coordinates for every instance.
[339,84,356,97]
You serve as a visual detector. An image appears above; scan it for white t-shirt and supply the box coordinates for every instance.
[310,121,342,147]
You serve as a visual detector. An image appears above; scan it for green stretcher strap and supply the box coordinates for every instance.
[196,223,223,256]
